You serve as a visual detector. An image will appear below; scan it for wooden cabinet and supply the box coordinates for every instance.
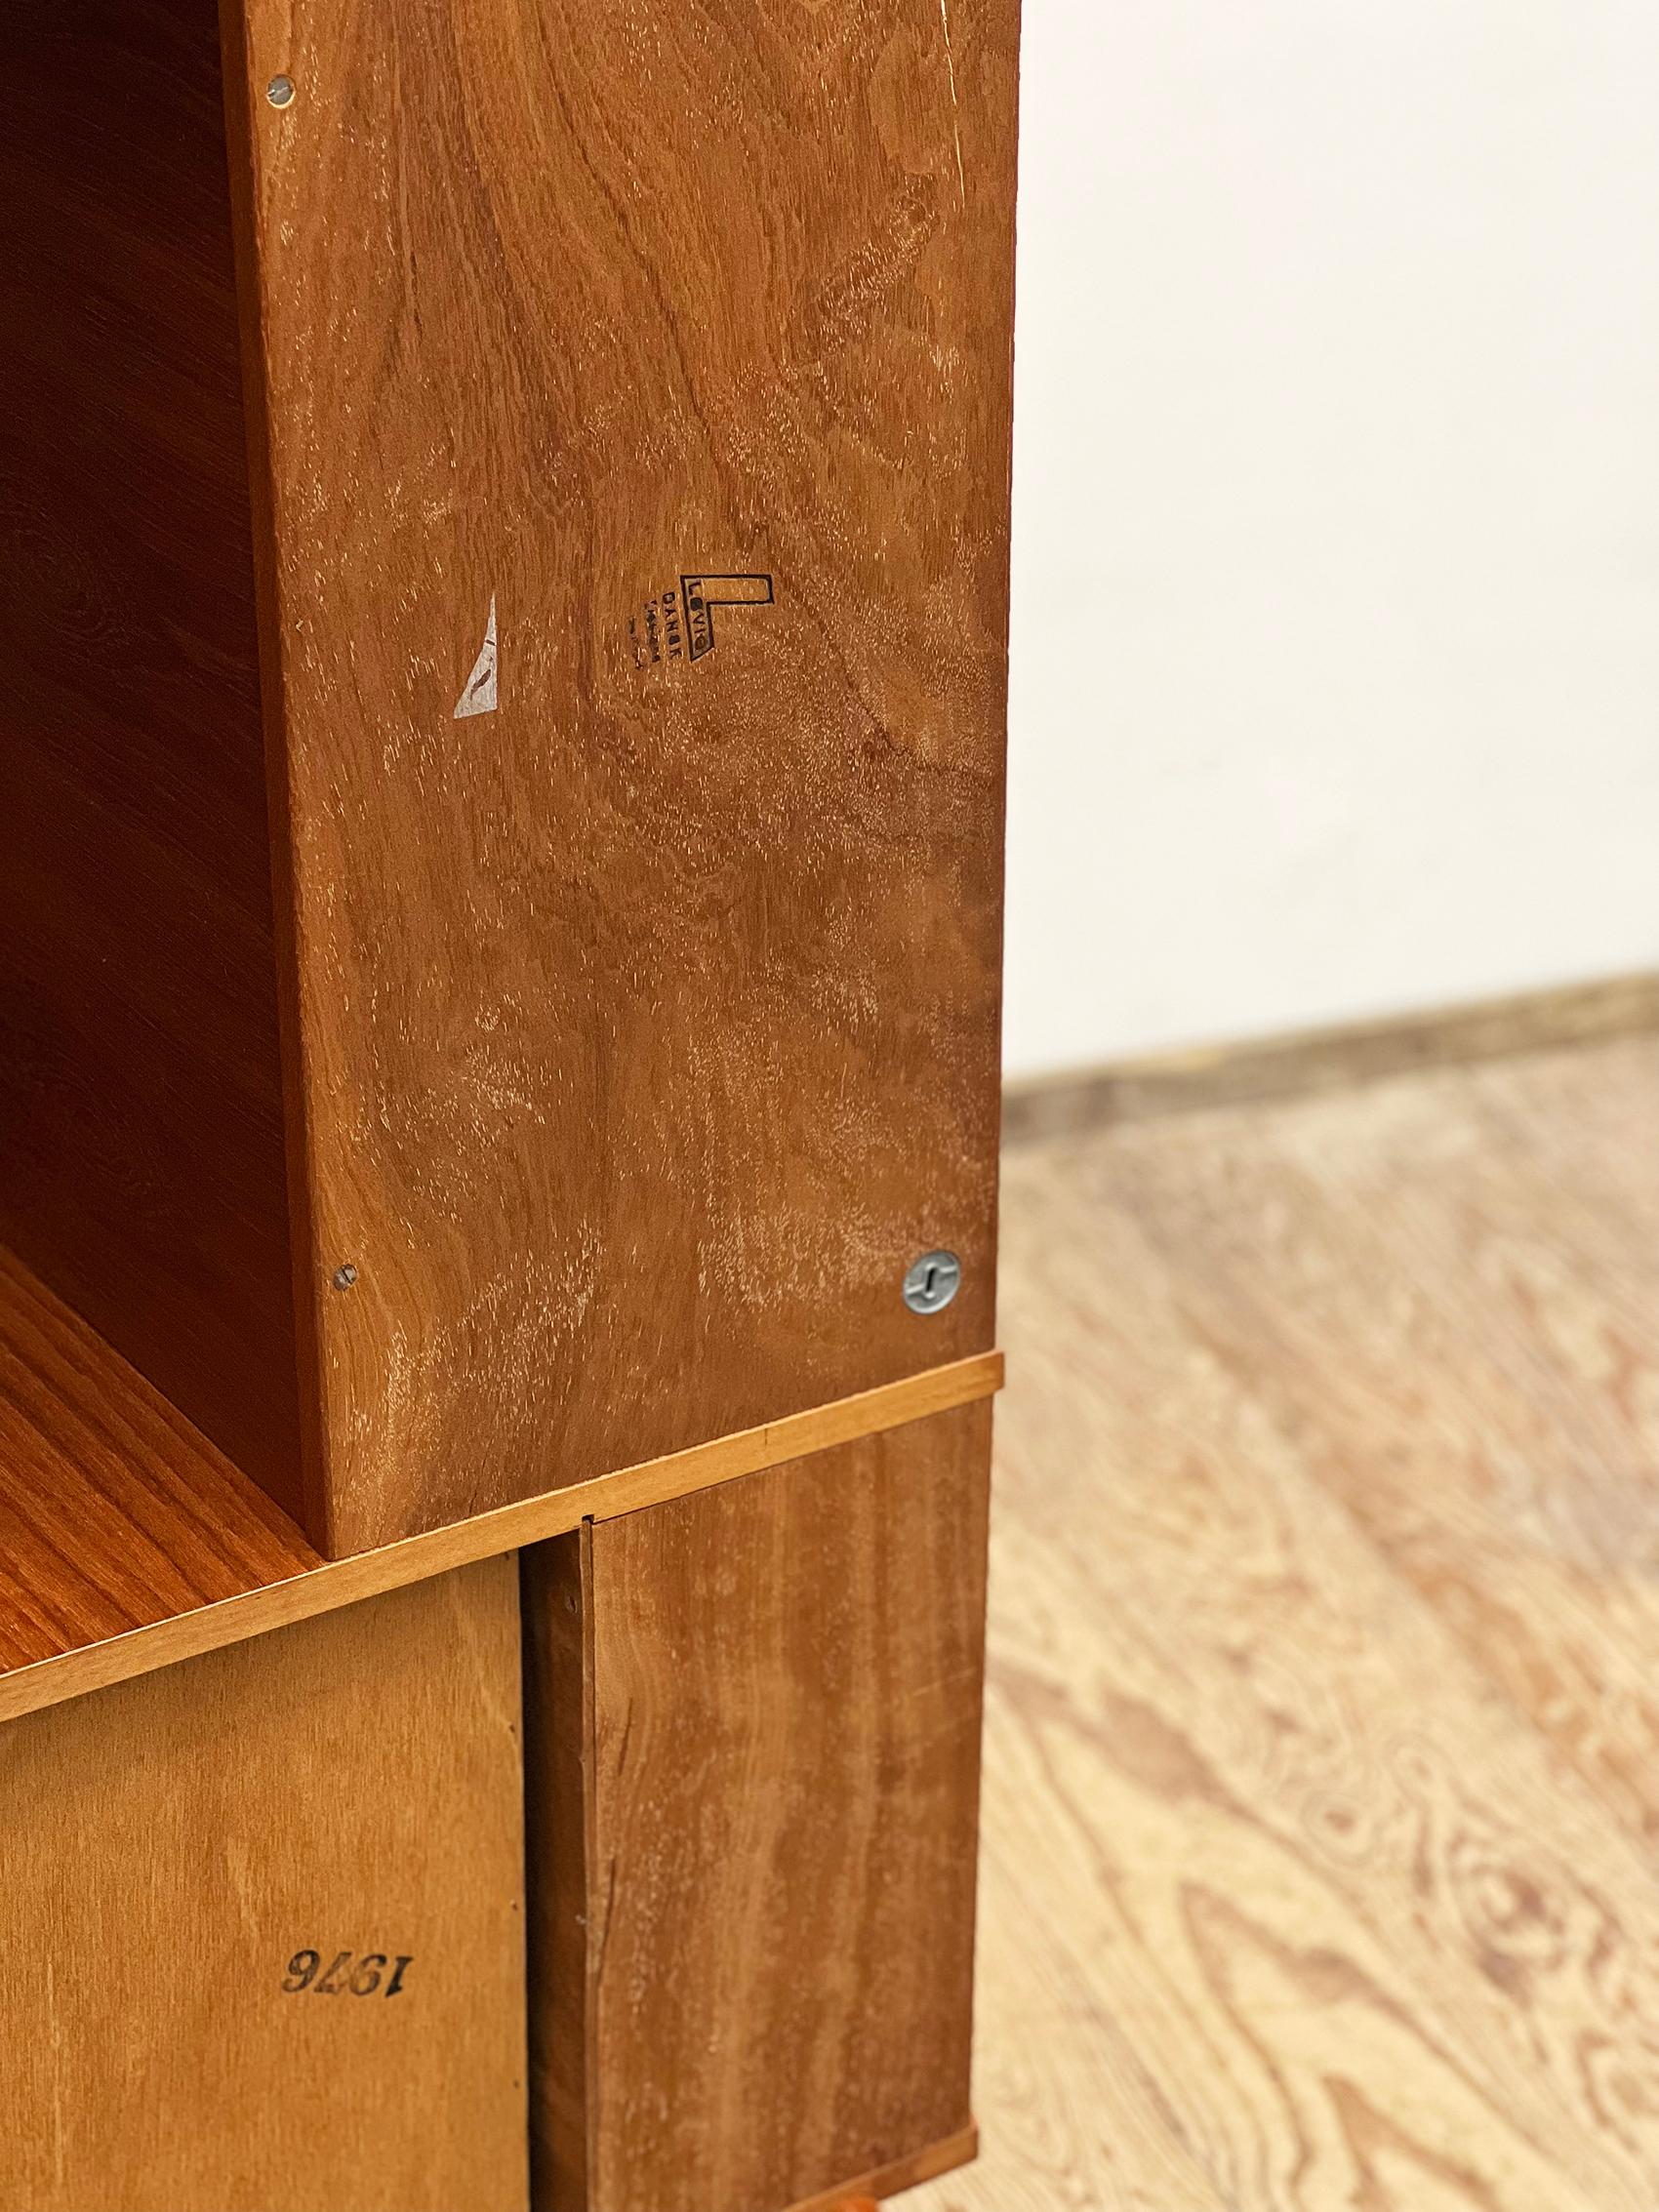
[523,1402,994,2212]
[1,0,1017,1557]
[0,0,1015,2200]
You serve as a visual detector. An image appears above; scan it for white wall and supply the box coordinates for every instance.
[1003,0,1659,1080]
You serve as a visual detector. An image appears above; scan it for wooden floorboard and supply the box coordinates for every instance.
[909,1031,1659,2212]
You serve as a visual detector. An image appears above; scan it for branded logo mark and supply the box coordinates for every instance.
[679,574,775,660]
[630,572,775,669]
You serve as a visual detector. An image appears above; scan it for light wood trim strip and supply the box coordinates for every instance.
[0,1352,1001,1726]
[783,2124,979,2211]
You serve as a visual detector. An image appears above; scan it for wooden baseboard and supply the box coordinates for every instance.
[785,2124,980,2211]
[1001,970,1659,1146]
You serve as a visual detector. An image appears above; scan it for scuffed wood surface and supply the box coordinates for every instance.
[910,1033,1659,2212]
[0,1230,997,1721]
[228,0,1019,1548]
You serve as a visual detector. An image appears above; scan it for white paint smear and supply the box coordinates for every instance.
[454,595,499,718]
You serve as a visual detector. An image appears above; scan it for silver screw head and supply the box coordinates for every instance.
[903,1248,961,1315]
[266,74,297,107]
[332,1262,359,1291]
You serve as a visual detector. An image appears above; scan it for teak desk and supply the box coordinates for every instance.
[0,0,1018,2205]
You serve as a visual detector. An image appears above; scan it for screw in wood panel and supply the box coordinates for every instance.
[266,74,297,108]
[903,1249,961,1315]
[332,1263,358,1291]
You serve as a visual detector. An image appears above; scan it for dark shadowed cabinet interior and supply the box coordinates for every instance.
[0,0,1016,2204]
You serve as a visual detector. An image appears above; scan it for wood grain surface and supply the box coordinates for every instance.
[0,0,303,1516]
[0,1557,528,2211]
[0,1243,320,1674]
[225,0,1018,1549]
[0,1239,999,1724]
[905,1031,1659,2212]
[523,1400,992,2212]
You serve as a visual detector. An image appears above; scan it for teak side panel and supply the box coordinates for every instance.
[228,0,1020,1549]
[523,1399,993,2212]
[0,1557,529,2212]
[0,0,303,1518]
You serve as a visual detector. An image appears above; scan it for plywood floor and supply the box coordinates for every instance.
[910,1031,1659,2212]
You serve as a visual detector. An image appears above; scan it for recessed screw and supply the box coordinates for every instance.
[903,1248,961,1315]
[266,74,297,108]
[332,1263,359,1291]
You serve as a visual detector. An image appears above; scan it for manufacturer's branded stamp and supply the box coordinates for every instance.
[630,572,775,669]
